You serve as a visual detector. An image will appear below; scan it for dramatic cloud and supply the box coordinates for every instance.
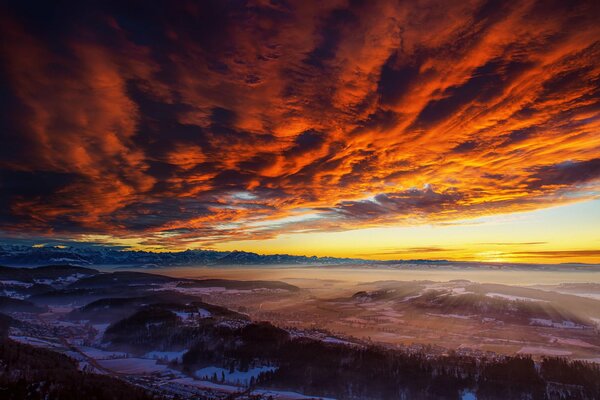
[328,186,464,225]
[0,0,599,248]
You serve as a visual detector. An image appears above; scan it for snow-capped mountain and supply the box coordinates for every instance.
[0,244,367,267]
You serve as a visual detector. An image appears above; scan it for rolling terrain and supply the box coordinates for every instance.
[0,265,599,399]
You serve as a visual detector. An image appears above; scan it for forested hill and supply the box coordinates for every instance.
[0,338,157,400]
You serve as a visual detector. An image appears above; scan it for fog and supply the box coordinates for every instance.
[149,264,600,288]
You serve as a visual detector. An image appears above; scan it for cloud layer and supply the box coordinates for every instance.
[1,0,599,248]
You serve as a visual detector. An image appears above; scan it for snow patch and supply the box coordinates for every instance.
[97,357,169,374]
[78,346,128,360]
[486,293,546,302]
[529,318,587,329]
[322,337,353,346]
[517,346,572,356]
[553,338,597,348]
[461,390,477,400]
[427,313,473,320]
[254,388,337,399]
[9,335,61,348]
[0,280,33,288]
[450,287,475,296]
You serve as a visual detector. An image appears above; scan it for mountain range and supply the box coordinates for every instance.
[3,243,598,269]
[0,243,372,267]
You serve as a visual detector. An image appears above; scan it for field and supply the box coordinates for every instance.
[169,266,600,362]
[2,264,600,399]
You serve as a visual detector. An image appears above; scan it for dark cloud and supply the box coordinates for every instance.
[377,52,421,106]
[452,140,479,154]
[0,170,83,227]
[498,127,537,147]
[304,6,358,68]
[210,107,238,127]
[284,130,327,157]
[0,169,79,199]
[481,173,506,180]
[109,198,212,231]
[0,0,598,247]
[237,153,279,174]
[332,187,464,220]
[527,158,600,190]
[412,58,533,129]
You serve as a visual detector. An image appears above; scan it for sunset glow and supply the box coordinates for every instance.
[1,0,599,262]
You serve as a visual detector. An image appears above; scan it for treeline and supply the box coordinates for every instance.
[103,305,234,354]
[99,304,600,399]
[179,322,600,400]
[409,290,589,326]
[0,338,158,400]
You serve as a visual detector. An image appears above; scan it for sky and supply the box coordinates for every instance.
[0,0,599,263]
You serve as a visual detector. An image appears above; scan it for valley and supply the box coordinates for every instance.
[1,264,600,399]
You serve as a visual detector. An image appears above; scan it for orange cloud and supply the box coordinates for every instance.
[0,0,599,248]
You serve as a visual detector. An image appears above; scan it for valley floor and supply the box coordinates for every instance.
[2,264,600,399]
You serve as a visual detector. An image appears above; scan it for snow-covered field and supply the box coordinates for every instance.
[461,391,477,400]
[47,305,76,313]
[450,287,475,296]
[485,293,547,302]
[321,337,354,345]
[78,346,128,360]
[427,313,473,320]
[171,377,337,400]
[253,388,336,400]
[169,377,239,393]
[97,358,170,374]
[517,346,572,356]
[530,318,587,329]
[9,335,62,349]
[0,280,32,287]
[546,337,598,349]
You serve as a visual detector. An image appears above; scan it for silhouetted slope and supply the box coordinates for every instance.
[0,338,159,400]
[0,265,98,282]
[0,297,47,314]
[68,271,179,289]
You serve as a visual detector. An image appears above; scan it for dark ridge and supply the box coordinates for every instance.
[77,291,202,312]
[105,301,248,336]
[67,291,205,323]
[104,306,181,337]
[0,264,98,282]
[28,287,150,306]
[0,296,47,314]
[0,244,368,267]
[0,312,19,337]
[102,302,250,352]
[30,264,99,276]
[67,271,180,289]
